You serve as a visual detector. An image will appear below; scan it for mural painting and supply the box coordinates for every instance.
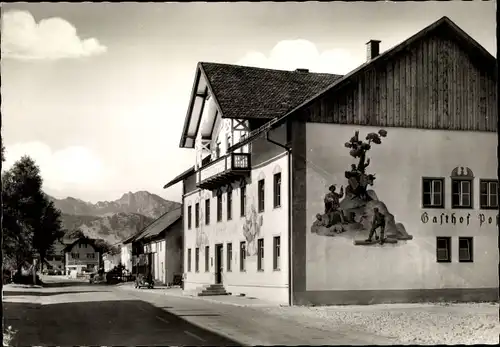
[242,197,263,256]
[195,196,209,248]
[310,129,414,246]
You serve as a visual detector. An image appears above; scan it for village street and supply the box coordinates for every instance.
[2,276,397,346]
[4,276,499,346]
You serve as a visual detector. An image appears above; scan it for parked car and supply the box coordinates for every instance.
[89,273,106,284]
[135,274,154,289]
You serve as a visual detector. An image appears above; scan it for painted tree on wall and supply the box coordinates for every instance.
[311,129,414,246]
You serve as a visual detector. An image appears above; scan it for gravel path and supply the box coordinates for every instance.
[259,302,499,345]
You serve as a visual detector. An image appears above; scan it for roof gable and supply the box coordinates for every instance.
[179,63,342,148]
[200,63,343,120]
[230,16,496,149]
[134,207,182,242]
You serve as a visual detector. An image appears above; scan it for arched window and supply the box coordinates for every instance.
[450,167,474,209]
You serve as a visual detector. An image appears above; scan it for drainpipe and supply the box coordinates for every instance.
[265,131,293,306]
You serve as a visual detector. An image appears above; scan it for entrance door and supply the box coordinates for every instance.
[215,244,223,284]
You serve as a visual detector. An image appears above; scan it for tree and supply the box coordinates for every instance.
[33,198,65,270]
[2,156,64,271]
[1,140,5,162]
[2,157,40,271]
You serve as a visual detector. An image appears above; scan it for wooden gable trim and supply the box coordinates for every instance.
[199,63,227,120]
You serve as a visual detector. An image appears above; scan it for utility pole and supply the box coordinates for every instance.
[32,258,37,285]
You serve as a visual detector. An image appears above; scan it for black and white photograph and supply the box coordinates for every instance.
[1,1,498,346]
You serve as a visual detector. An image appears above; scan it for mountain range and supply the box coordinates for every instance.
[49,191,181,245]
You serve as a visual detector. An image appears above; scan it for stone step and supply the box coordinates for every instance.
[198,291,231,297]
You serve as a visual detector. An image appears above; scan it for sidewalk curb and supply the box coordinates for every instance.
[118,284,279,307]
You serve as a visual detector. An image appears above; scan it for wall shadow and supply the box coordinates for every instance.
[4,299,241,346]
[41,281,93,288]
[3,290,110,297]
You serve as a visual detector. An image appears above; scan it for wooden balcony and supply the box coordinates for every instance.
[197,153,251,190]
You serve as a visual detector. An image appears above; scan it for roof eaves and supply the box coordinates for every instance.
[163,166,195,189]
[199,62,226,118]
[179,64,202,148]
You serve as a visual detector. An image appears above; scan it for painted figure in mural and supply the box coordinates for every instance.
[366,207,386,244]
[323,185,346,226]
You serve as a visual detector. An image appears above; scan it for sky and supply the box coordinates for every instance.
[1,2,496,203]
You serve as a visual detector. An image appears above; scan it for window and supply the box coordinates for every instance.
[458,237,473,262]
[226,243,232,272]
[71,253,79,259]
[240,185,247,217]
[205,199,211,225]
[217,193,223,222]
[422,178,444,208]
[205,246,210,272]
[273,236,281,270]
[195,248,199,272]
[240,241,246,271]
[215,141,221,159]
[273,173,282,208]
[187,206,192,230]
[195,203,200,227]
[257,238,264,271]
[187,248,192,272]
[452,179,473,209]
[86,253,95,259]
[226,133,232,150]
[480,179,498,209]
[436,237,451,263]
[227,190,233,220]
[258,179,265,212]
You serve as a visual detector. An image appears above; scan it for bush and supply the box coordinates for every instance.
[3,325,16,347]
[12,272,42,285]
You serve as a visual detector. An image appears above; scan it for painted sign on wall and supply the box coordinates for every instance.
[421,212,499,226]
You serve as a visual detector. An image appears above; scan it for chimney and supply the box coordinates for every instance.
[295,68,309,73]
[366,40,381,61]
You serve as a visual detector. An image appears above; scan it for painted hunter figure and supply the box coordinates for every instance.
[366,207,386,244]
[322,184,346,226]
[311,129,413,246]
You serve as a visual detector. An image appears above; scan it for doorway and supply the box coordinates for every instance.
[215,244,223,284]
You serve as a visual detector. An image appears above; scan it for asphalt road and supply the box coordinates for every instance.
[3,277,239,346]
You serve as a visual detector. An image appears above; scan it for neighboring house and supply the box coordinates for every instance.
[64,238,100,276]
[120,238,134,273]
[163,17,497,306]
[44,239,66,273]
[103,252,121,272]
[132,207,183,285]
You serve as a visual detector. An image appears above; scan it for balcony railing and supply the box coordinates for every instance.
[197,153,251,190]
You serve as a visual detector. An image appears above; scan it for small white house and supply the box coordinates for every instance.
[64,238,100,277]
[133,208,183,285]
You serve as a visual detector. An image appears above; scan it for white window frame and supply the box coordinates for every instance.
[422,177,444,208]
[451,179,473,209]
[480,179,498,209]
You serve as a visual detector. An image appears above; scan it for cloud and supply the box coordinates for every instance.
[1,10,107,60]
[237,39,362,75]
[2,142,115,193]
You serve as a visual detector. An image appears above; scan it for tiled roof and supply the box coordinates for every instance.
[134,207,182,242]
[200,63,343,120]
